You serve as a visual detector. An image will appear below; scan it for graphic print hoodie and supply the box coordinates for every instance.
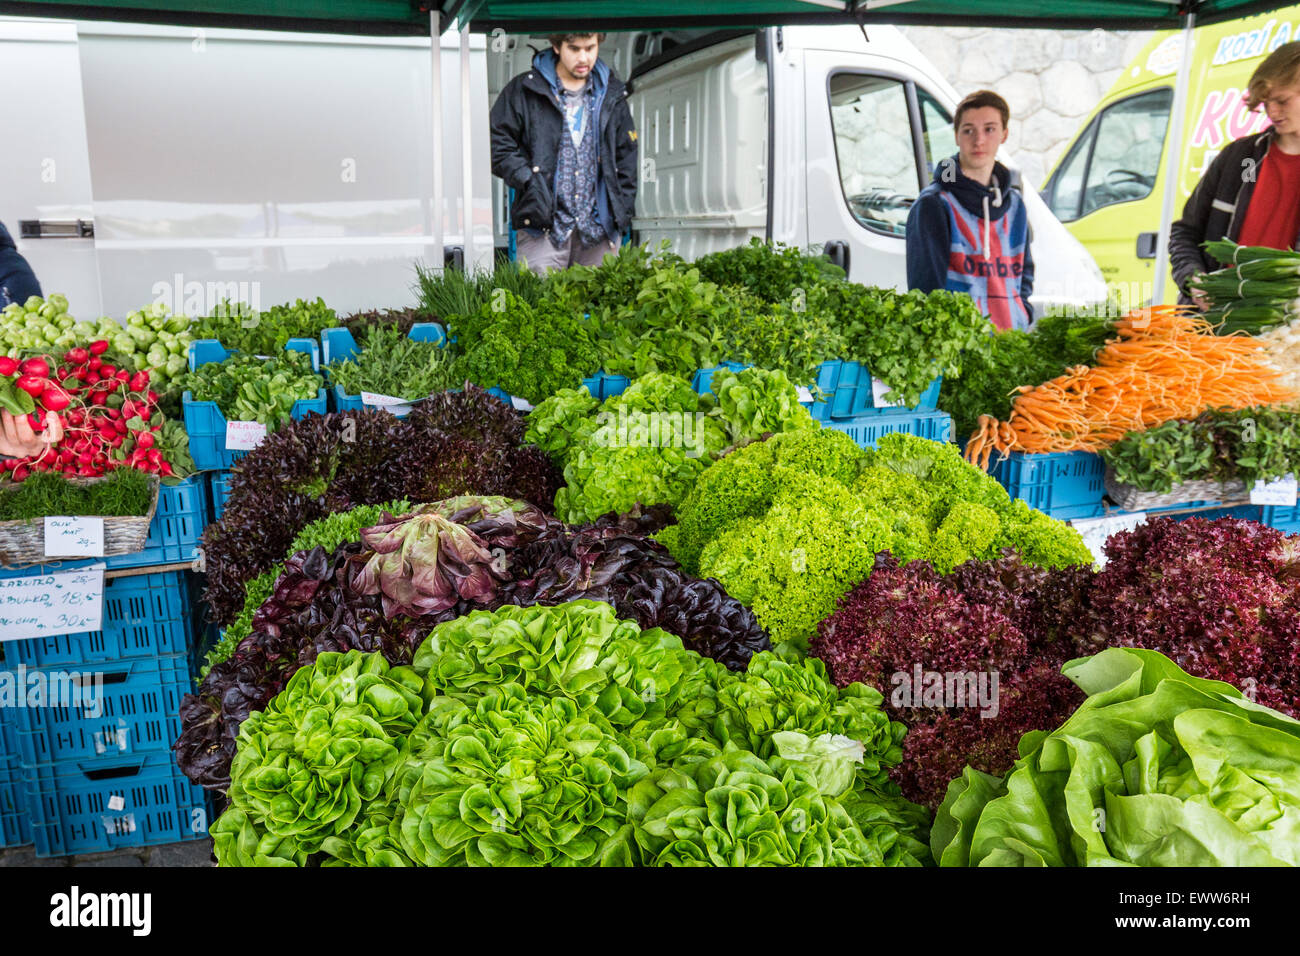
[905,156,1035,331]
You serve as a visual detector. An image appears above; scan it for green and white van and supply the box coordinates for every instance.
[1041,6,1300,305]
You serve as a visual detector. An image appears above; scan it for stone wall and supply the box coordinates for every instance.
[899,27,1158,188]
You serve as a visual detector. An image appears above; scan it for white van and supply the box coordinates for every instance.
[489,26,1107,311]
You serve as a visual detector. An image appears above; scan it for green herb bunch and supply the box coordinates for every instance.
[1101,406,1300,493]
[326,325,457,401]
[0,468,153,521]
[177,350,323,426]
[192,297,338,355]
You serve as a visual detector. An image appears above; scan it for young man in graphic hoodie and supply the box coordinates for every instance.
[905,90,1034,331]
[490,32,638,275]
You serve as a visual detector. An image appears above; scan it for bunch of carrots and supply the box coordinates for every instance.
[964,306,1297,471]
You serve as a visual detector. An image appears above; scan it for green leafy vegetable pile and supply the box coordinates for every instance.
[177,350,322,427]
[0,468,153,521]
[325,324,457,402]
[191,297,338,355]
[1101,406,1300,493]
[692,237,845,304]
[212,600,932,867]
[449,291,599,405]
[933,647,1300,867]
[828,285,993,407]
[657,430,1092,651]
[527,369,816,524]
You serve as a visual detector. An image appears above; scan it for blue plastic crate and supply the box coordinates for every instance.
[209,469,233,522]
[823,410,952,449]
[1263,504,1300,534]
[594,372,630,400]
[2,571,196,667]
[184,339,327,469]
[9,653,192,765]
[23,752,212,857]
[988,450,1107,521]
[322,323,448,416]
[0,759,30,848]
[187,336,321,373]
[0,475,210,577]
[804,360,942,421]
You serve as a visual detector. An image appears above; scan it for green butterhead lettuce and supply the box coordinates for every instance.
[933,647,1300,867]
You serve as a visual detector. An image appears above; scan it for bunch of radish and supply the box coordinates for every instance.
[0,340,175,482]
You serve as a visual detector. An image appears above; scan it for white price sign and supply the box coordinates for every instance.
[870,377,904,409]
[225,420,268,451]
[361,391,415,415]
[1250,473,1298,507]
[44,516,105,558]
[795,386,814,404]
[0,565,104,640]
[510,396,535,412]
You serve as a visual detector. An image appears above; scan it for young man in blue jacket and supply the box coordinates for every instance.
[490,32,638,274]
[905,90,1034,331]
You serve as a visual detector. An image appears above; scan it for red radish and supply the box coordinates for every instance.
[12,465,28,481]
[16,375,46,397]
[91,391,107,406]
[130,371,149,391]
[18,357,49,378]
[137,432,156,450]
[27,410,46,432]
[41,388,71,411]
[0,356,17,376]
[88,340,109,356]
[64,347,89,365]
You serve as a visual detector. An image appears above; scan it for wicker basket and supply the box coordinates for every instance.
[1103,466,1246,512]
[0,474,160,568]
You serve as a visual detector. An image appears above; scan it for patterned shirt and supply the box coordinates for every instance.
[551,78,605,248]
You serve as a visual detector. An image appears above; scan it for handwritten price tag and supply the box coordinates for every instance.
[870,377,905,409]
[44,516,105,558]
[795,386,815,404]
[361,391,415,415]
[510,396,535,412]
[225,420,268,451]
[0,565,104,640]
[1250,473,1298,507]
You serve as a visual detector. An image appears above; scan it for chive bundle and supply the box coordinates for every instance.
[1193,241,1300,335]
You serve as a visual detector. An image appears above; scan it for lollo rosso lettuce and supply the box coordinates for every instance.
[933,647,1300,867]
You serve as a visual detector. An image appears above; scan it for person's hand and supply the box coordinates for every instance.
[0,409,62,459]
[1189,274,1211,312]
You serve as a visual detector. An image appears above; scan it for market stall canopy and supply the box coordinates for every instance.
[0,0,1296,34]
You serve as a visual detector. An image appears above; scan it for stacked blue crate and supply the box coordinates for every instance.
[0,570,212,856]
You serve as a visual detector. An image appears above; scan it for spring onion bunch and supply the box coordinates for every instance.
[1193,241,1300,335]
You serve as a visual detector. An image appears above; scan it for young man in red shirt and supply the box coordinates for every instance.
[1170,42,1300,308]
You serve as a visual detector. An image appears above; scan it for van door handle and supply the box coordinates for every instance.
[19,219,94,239]
[1136,232,1158,259]
[824,240,850,274]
